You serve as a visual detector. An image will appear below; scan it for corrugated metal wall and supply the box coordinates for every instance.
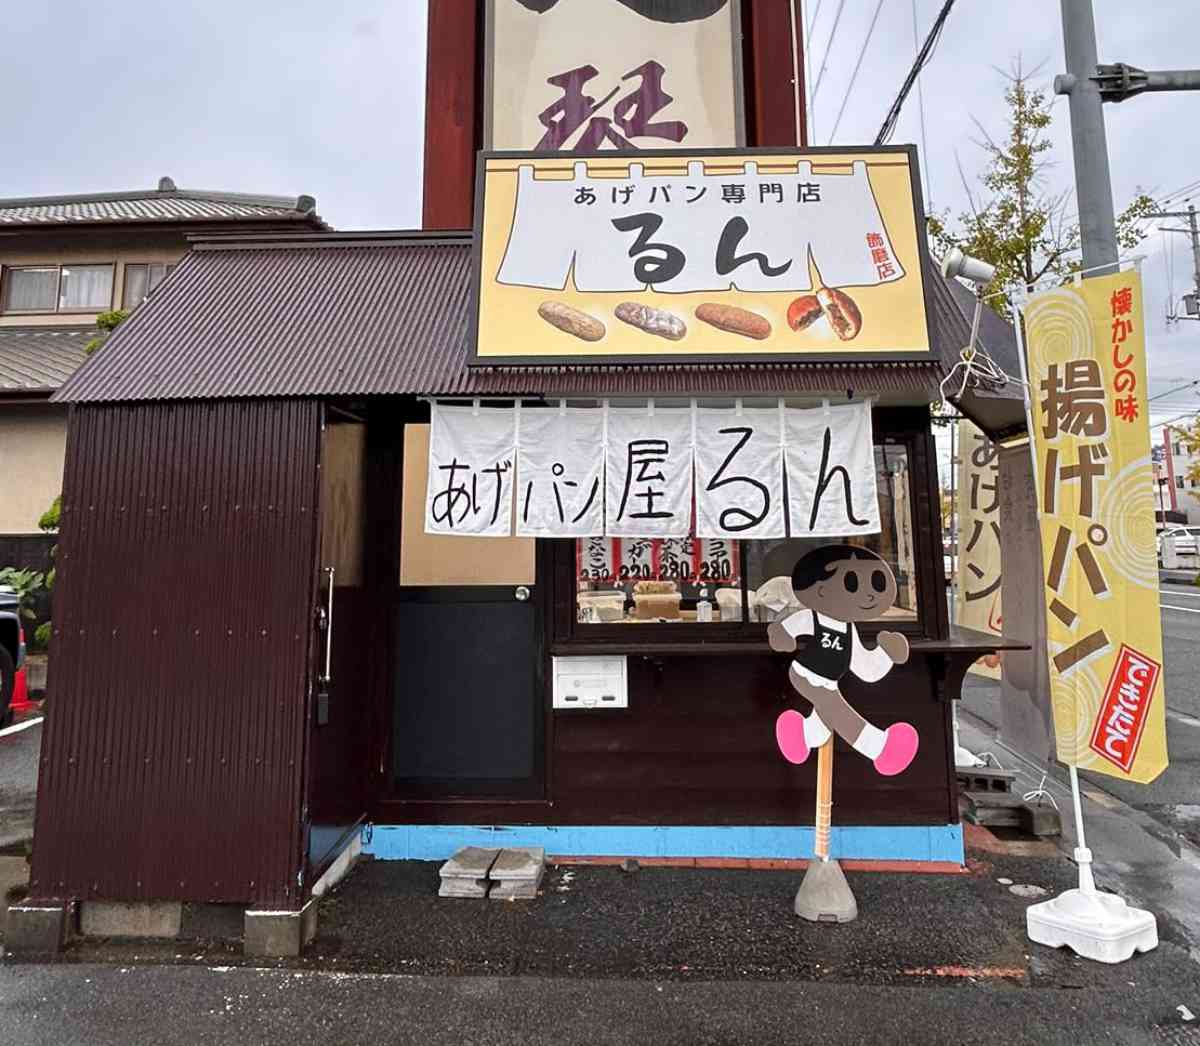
[30,399,322,909]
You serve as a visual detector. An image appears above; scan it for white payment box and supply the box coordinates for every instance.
[552,656,628,710]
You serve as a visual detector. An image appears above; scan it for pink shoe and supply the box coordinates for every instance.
[873,722,919,776]
[776,710,811,765]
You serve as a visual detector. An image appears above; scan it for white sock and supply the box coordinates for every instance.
[855,723,887,760]
[804,713,831,747]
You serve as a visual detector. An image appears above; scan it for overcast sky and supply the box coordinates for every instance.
[3,0,1196,426]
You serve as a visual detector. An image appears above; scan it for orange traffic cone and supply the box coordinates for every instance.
[10,666,35,714]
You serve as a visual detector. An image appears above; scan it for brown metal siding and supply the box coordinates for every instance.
[55,235,946,404]
[30,399,321,908]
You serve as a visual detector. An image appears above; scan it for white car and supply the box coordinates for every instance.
[1159,526,1200,557]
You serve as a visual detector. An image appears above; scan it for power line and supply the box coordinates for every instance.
[1148,378,1200,404]
[912,0,933,210]
[827,0,885,145]
[1152,409,1199,430]
[810,0,848,106]
[801,0,819,140]
[1158,177,1200,206]
[875,0,955,146]
[806,0,825,38]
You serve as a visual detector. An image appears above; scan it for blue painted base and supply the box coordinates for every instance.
[365,823,964,865]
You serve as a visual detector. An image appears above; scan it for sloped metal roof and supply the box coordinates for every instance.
[0,327,93,394]
[0,181,328,229]
[55,231,950,404]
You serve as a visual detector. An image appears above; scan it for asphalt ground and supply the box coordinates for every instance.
[0,717,39,854]
[2,961,1199,1046]
[5,851,1200,1045]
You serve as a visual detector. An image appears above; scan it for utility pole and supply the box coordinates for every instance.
[1056,0,1118,272]
[1054,0,1200,270]
[1148,203,1200,321]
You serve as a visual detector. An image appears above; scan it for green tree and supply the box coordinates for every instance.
[1177,418,1200,486]
[29,495,61,648]
[928,63,1155,319]
[0,569,45,623]
[84,308,129,356]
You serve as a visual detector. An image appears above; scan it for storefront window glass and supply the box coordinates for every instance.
[574,445,917,625]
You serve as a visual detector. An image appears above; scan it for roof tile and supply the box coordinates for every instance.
[0,327,93,393]
[0,187,326,229]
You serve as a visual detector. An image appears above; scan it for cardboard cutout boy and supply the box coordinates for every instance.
[768,545,919,777]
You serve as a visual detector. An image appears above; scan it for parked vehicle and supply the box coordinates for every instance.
[0,584,25,727]
[1159,526,1200,558]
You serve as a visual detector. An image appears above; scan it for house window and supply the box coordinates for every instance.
[122,263,173,309]
[3,267,59,311]
[574,445,919,627]
[58,264,114,311]
[2,263,113,313]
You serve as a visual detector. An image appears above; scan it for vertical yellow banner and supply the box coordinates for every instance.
[955,419,1003,679]
[1024,270,1167,783]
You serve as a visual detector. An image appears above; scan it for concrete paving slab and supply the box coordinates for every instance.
[438,878,490,899]
[439,846,499,880]
[489,876,542,901]
[490,847,545,882]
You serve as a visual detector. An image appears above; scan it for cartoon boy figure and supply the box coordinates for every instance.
[768,545,919,777]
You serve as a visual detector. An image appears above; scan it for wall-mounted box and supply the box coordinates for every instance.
[552,656,628,710]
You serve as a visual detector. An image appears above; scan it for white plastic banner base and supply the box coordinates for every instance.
[1027,887,1158,964]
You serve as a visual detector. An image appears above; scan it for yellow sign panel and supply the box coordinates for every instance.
[470,148,934,365]
[955,419,1003,680]
[1025,270,1167,783]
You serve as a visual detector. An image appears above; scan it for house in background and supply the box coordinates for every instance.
[0,177,329,571]
[1161,426,1200,524]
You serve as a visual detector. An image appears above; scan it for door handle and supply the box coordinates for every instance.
[515,585,531,602]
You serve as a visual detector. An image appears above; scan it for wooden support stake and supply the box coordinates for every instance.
[814,739,834,861]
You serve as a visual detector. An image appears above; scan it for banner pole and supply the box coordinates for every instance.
[1068,764,1098,894]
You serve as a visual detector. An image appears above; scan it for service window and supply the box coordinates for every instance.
[574,444,920,629]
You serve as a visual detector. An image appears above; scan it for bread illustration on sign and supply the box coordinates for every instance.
[614,302,687,341]
[786,294,823,332]
[786,287,863,341]
[694,303,772,340]
[538,301,606,342]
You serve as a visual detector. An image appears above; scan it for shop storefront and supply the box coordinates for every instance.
[23,219,1013,926]
[12,2,1023,955]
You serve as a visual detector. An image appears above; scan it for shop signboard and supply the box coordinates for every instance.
[424,400,881,541]
[485,0,743,152]
[955,418,1003,679]
[1023,269,1168,783]
[470,148,935,366]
